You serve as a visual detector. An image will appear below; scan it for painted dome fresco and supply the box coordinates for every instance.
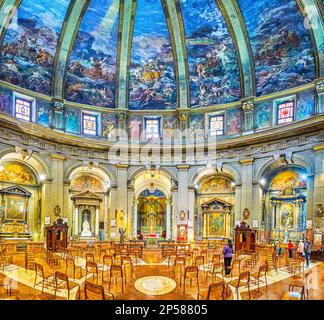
[0,0,322,111]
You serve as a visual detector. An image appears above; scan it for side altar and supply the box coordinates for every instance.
[270,188,306,242]
[0,186,32,239]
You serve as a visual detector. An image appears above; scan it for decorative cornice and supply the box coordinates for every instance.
[116,164,129,169]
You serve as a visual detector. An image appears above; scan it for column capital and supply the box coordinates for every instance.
[51,154,66,160]
[240,158,254,165]
[116,164,129,169]
[315,78,324,94]
[177,165,190,170]
[313,145,324,153]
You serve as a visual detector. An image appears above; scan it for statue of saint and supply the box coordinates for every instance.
[81,219,92,237]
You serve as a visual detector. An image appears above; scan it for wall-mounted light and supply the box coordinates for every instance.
[301,174,307,180]
[260,178,266,186]
[0,165,3,172]
[39,174,46,182]
[231,181,236,187]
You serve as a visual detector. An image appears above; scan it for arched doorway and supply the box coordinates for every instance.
[131,169,172,241]
[137,189,166,241]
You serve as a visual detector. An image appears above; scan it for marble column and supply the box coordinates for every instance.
[95,207,99,236]
[40,180,51,240]
[188,187,195,241]
[166,198,171,240]
[312,146,324,230]
[104,192,109,241]
[50,154,65,219]
[239,158,254,225]
[74,207,79,236]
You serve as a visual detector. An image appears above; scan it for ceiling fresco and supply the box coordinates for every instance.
[128,0,177,110]
[180,0,241,107]
[65,0,120,108]
[237,0,316,97]
[0,0,322,110]
[0,0,70,95]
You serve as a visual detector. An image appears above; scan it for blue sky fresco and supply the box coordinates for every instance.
[65,0,120,108]
[180,0,241,108]
[238,0,315,96]
[0,0,69,94]
[128,0,177,110]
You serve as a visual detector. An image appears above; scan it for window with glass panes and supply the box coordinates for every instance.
[145,118,160,139]
[82,113,97,135]
[277,101,294,125]
[209,115,224,136]
[15,98,32,121]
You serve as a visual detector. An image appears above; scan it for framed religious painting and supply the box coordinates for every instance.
[4,194,27,222]
[177,224,188,242]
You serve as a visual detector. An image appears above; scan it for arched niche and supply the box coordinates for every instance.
[196,173,235,241]
[0,158,44,239]
[130,168,172,241]
[261,165,307,243]
[68,166,112,240]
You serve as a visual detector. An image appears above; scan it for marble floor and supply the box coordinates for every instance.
[0,249,323,300]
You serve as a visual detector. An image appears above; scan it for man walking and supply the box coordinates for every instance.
[304,239,312,268]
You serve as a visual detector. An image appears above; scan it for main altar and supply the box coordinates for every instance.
[0,186,32,239]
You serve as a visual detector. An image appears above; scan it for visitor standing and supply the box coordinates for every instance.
[288,240,294,258]
[278,240,283,256]
[297,240,304,257]
[304,239,312,267]
[222,239,234,276]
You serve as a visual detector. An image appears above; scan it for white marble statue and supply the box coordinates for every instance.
[81,219,92,237]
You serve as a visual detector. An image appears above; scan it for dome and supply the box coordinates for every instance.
[0,0,323,143]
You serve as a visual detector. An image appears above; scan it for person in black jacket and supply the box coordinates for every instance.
[304,239,312,267]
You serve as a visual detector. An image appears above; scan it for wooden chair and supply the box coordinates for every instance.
[85,261,100,284]
[227,259,241,278]
[109,265,124,293]
[65,257,82,281]
[244,253,258,269]
[34,263,54,294]
[266,255,278,274]
[86,253,95,262]
[121,256,134,283]
[84,281,114,300]
[211,254,221,264]
[205,262,224,283]
[173,257,186,278]
[47,251,60,268]
[167,252,177,268]
[25,252,35,272]
[250,264,267,292]
[100,250,107,261]
[0,250,10,271]
[227,271,251,300]
[180,266,200,298]
[289,269,312,299]
[102,255,113,282]
[54,271,80,300]
[198,281,225,300]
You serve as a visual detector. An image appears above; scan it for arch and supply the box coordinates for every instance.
[65,163,116,187]
[189,163,241,187]
[0,151,49,184]
[128,166,176,184]
[256,153,313,183]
